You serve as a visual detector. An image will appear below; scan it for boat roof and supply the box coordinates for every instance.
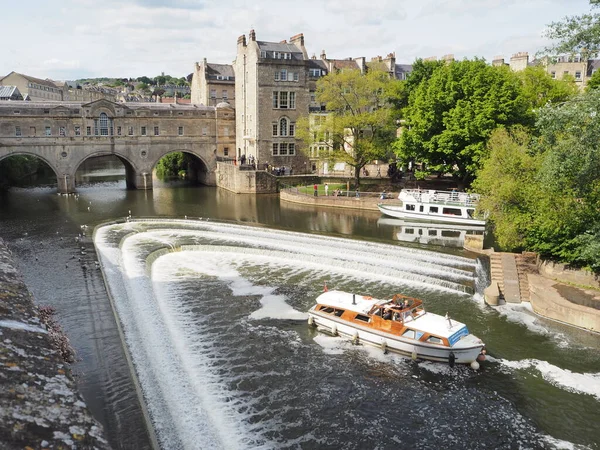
[315,290,468,339]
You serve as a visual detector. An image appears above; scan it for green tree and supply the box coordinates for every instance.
[585,68,600,90]
[517,65,578,108]
[542,1,600,60]
[394,59,532,186]
[298,69,400,185]
[155,152,190,179]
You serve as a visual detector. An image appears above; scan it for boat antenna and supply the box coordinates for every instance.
[352,294,356,305]
[445,312,452,329]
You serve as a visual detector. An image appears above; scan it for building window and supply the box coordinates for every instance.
[289,143,295,155]
[117,126,122,136]
[280,92,288,108]
[279,143,288,155]
[272,143,279,155]
[141,126,147,136]
[575,71,582,80]
[309,68,321,77]
[13,110,20,114]
[260,50,267,58]
[279,118,288,136]
[98,112,112,136]
[44,109,49,114]
[550,71,556,79]
[284,53,291,60]
[45,126,51,136]
[293,72,299,82]
[274,52,281,59]
[210,89,217,98]
[223,127,229,137]
[86,126,91,136]
[222,90,228,99]
[272,123,278,136]
[15,126,21,137]
[289,123,295,136]
[59,126,66,137]
[289,92,295,109]
[272,91,279,108]
[178,126,184,136]
[154,126,159,136]
[202,126,207,136]
[75,126,81,136]
[224,147,229,156]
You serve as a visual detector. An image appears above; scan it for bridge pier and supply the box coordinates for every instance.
[57,173,76,194]
[132,170,153,190]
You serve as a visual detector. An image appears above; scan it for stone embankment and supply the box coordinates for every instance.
[484,250,600,333]
[0,238,110,449]
[280,188,387,211]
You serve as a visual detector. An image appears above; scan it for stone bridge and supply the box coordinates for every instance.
[0,99,236,193]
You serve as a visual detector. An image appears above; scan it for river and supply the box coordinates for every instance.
[0,167,599,449]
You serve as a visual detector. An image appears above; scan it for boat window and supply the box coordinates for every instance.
[334,309,345,317]
[320,306,334,313]
[427,335,443,345]
[467,209,474,218]
[442,207,462,216]
[405,228,414,235]
[428,230,437,236]
[441,230,461,238]
[355,314,370,323]
[406,204,415,211]
[402,329,415,339]
[429,206,438,213]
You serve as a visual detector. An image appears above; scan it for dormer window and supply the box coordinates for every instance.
[260,50,267,58]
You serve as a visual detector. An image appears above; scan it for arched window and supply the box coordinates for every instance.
[96,112,113,136]
[279,117,288,136]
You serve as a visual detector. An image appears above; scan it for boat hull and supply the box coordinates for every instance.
[378,204,486,226]
[309,310,483,364]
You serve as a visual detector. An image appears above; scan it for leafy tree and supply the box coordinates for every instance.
[155,152,190,179]
[136,76,153,85]
[387,58,445,115]
[394,59,532,186]
[155,75,167,86]
[517,66,578,109]
[298,68,400,185]
[585,68,600,90]
[136,82,149,91]
[542,1,600,60]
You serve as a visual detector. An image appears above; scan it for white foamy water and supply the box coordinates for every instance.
[498,358,600,401]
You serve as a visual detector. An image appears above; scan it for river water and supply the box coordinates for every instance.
[0,171,599,449]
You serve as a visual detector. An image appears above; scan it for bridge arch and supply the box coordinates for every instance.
[0,151,62,190]
[72,151,142,190]
[149,148,215,186]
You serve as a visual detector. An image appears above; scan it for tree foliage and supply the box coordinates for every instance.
[394,59,532,185]
[516,66,578,109]
[299,68,399,185]
[542,1,600,60]
[474,90,600,271]
[0,156,54,189]
[155,152,191,179]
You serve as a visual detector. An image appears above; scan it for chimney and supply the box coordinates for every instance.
[492,56,505,67]
[203,57,207,65]
[509,52,529,71]
[321,50,327,60]
[237,34,246,47]
[290,33,304,48]
[249,29,256,41]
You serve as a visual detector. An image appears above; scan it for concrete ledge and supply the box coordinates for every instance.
[528,274,600,333]
[280,190,382,211]
[484,281,500,306]
[0,239,110,449]
[537,259,600,289]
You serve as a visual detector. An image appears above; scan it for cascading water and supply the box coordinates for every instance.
[95,219,600,450]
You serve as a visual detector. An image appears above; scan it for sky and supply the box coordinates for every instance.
[0,0,593,81]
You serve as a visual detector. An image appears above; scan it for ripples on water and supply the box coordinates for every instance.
[95,219,600,450]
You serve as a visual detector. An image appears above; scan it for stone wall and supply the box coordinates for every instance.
[0,239,110,449]
[280,189,381,211]
[216,162,278,193]
[528,274,600,333]
[537,259,600,289]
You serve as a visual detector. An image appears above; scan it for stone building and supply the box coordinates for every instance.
[233,30,312,173]
[0,99,235,192]
[0,72,65,101]
[190,58,235,106]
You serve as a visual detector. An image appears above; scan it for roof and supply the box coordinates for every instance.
[2,72,61,89]
[395,63,412,73]
[588,59,600,76]
[330,59,360,71]
[206,63,234,79]
[0,85,21,98]
[308,59,328,71]
[0,100,214,111]
[257,41,305,60]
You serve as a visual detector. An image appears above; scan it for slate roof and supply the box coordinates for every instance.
[257,41,305,60]
[206,63,235,79]
[330,59,360,70]
[308,59,328,71]
[587,59,600,76]
[2,72,61,89]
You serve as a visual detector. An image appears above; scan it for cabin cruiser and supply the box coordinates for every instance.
[308,290,485,368]
[378,189,486,226]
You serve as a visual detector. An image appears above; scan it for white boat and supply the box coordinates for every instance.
[308,290,485,367]
[378,189,486,226]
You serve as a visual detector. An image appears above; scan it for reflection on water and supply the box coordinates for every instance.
[377,217,486,248]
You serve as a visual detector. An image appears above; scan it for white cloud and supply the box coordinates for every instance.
[0,0,593,79]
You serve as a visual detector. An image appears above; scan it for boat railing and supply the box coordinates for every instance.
[400,189,479,207]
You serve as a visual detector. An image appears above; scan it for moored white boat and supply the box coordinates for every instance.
[378,189,486,226]
[308,290,485,367]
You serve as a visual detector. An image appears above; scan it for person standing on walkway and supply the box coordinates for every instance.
[355,188,360,198]
[314,184,318,197]
[325,183,329,196]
